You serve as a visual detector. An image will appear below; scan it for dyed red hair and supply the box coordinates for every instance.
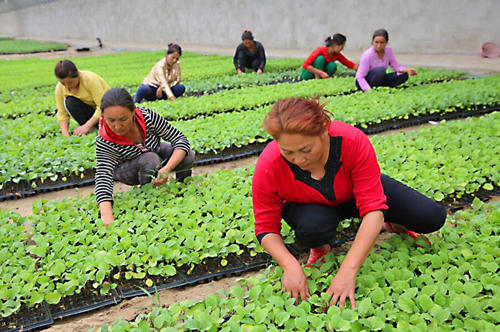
[263,98,332,139]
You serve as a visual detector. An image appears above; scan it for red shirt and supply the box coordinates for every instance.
[302,46,356,70]
[252,121,387,237]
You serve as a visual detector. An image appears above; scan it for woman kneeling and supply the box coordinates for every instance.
[96,88,195,225]
[134,43,185,103]
[252,98,446,308]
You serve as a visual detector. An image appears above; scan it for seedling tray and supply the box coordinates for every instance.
[0,302,52,332]
[1,104,497,201]
[236,248,271,269]
[48,284,120,320]
[116,271,187,299]
[180,254,245,285]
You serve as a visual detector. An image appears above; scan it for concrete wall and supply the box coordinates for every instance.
[0,0,498,55]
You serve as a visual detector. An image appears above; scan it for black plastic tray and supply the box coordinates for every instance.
[0,302,52,332]
[116,270,188,299]
[1,104,497,202]
[48,285,120,320]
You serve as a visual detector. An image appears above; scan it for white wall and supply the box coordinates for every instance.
[0,0,498,54]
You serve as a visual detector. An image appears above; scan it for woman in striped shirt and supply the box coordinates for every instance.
[95,88,194,225]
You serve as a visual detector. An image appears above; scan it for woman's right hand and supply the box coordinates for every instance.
[99,201,114,226]
[282,261,310,304]
[101,214,114,226]
[319,70,330,79]
[236,68,243,75]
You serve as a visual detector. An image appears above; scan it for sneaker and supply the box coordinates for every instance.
[305,245,331,268]
[384,222,431,246]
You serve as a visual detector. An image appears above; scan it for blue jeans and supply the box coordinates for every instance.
[356,67,409,90]
[133,84,185,103]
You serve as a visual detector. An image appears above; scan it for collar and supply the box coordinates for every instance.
[283,136,343,201]
[99,107,147,145]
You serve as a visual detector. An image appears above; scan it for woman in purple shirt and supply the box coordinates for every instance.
[355,29,417,91]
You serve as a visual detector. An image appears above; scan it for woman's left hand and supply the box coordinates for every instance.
[325,268,357,309]
[151,169,170,186]
[156,87,163,98]
[257,69,263,75]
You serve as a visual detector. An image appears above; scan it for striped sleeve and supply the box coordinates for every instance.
[95,137,121,204]
[147,109,191,152]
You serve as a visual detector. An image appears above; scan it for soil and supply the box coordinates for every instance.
[2,47,498,331]
[0,156,258,216]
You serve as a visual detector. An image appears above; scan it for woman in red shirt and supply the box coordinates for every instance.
[301,34,358,80]
[252,98,446,309]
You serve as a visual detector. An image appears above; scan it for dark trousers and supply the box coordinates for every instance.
[133,84,186,103]
[282,175,446,248]
[237,52,261,72]
[356,67,409,90]
[113,142,195,185]
[64,96,96,126]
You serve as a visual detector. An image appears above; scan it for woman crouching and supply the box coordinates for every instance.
[95,88,195,225]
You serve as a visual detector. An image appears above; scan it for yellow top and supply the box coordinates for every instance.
[54,70,110,122]
[142,58,181,98]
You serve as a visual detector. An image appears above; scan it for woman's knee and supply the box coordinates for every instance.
[171,84,185,97]
[420,203,447,233]
[139,152,161,172]
[325,62,338,76]
[282,203,339,248]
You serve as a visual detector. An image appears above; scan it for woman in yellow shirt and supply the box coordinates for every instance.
[54,60,110,137]
[134,43,185,103]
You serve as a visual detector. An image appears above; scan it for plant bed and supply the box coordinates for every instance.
[0,302,52,332]
[194,141,270,165]
[115,270,188,299]
[360,104,499,135]
[0,39,69,55]
[185,75,302,97]
[442,183,500,213]
[179,254,246,285]
[235,247,271,270]
[0,169,96,201]
[48,284,120,320]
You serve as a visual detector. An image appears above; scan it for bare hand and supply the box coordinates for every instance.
[156,87,163,98]
[101,213,114,226]
[151,169,170,186]
[237,68,243,75]
[319,71,330,79]
[61,131,71,137]
[326,268,356,309]
[73,125,90,137]
[257,69,263,75]
[168,96,176,102]
[407,68,417,76]
[282,263,310,304]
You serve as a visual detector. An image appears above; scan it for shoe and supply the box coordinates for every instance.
[384,222,431,246]
[305,246,330,268]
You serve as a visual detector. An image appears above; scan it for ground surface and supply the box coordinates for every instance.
[1,41,499,331]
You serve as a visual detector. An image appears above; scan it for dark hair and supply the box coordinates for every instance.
[101,87,135,113]
[263,98,332,139]
[372,29,389,42]
[325,33,346,47]
[241,30,254,41]
[54,60,78,79]
[167,43,182,56]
